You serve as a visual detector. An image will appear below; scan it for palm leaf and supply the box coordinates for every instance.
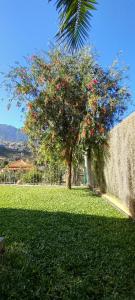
[49,0,97,51]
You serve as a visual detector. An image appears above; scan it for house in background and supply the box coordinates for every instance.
[6,159,34,172]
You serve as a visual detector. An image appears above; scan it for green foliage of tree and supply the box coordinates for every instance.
[4,47,131,189]
[0,171,20,184]
[49,0,97,51]
[24,48,96,188]
[42,163,65,185]
[0,160,9,169]
[79,57,131,189]
[21,170,42,184]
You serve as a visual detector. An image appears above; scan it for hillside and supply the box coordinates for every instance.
[0,124,30,161]
[0,124,27,142]
[0,143,31,160]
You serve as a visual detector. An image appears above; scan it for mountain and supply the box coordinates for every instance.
[0,124,27,142]
[0,125,30,160]
[0,143,31,160]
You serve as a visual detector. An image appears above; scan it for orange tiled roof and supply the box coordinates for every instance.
[7,159,34,170]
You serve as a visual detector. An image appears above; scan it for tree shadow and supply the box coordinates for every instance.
[0,208,135,299]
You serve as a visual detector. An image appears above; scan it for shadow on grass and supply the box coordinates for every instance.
[0,208,135,299]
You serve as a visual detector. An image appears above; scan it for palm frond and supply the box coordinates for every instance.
[49,0,97,52]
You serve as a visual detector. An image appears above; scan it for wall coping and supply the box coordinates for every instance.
[110,111,135,133]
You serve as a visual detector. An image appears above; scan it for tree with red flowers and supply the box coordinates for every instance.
[80,63,131,190]
[4,48,130,189]
[5,48,98,188]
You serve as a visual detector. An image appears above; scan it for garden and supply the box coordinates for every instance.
[0,1,135,299]
[3,47,130,191]
[0,186,135,299]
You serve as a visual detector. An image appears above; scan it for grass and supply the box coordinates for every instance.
[0,186,135,299]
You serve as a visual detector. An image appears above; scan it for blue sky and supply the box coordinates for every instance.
[0,0,135,128]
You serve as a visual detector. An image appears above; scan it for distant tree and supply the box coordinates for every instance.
[0,159,9,169]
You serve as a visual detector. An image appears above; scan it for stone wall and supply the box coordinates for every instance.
[104,112,135,217]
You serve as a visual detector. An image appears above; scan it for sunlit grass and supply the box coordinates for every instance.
[0,186,135,299]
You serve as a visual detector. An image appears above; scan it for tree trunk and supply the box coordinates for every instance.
[66,151,72,189]
[84,151,94,189]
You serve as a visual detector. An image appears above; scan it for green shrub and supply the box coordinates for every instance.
[42,167,64,185]
[0,173,6,183]
[21,170,42,184]
[0,171,20,183]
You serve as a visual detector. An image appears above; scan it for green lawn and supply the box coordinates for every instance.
[0,186,135,300]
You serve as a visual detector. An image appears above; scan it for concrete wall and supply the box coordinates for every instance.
[104,112,135,217]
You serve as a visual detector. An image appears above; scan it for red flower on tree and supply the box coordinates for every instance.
[27,103,33,110]
[86,79,98,91]
[31,112,37,120]
[99,127,105,134]
[56,83,62,91]
[56,80,68,91]
[102,107,107,114]
[90,128,94,136]
[93,79,98,84]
